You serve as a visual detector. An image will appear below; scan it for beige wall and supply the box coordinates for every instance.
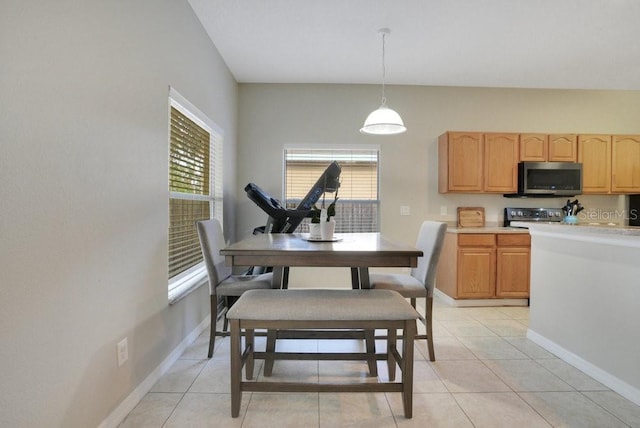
[237,84,638,270]
[0,1,237,426]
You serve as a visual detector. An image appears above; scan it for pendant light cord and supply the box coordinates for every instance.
[381,31,387,106]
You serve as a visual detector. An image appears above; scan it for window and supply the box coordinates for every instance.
[284,148,379,233]
[168,88,223,302]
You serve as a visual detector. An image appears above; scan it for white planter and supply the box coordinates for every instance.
[308,223,321,239]
[321,218,336,240]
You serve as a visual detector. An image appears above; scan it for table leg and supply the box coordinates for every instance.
[282,266,290,289]
[358,267,371,289]
[272,266,284,289]
[350,268,360,289]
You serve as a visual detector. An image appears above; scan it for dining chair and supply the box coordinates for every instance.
[197,219,274,358]
[369,221,447,361]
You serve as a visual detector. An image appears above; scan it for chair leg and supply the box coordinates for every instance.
[208,295,218,358]
[222,297,230,332]
[425,296,435,361]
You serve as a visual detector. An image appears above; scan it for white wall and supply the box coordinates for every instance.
[0,1,237,426]
[528,228,640,405]
[237,84,639,248]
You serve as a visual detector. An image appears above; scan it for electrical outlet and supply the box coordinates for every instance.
[440,206,447,216]
[400,206,410,216]
[117,338,128,367]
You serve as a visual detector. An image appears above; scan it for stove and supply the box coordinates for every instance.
[503,207,564,227]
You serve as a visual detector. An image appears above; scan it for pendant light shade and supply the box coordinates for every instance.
[361,105,406,135]
[360,28,406,135]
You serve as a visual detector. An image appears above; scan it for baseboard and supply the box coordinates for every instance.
[98,314,211,428]
[527,329,640,406]
[434,288,528,307]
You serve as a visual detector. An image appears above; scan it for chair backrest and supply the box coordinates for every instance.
[197,219,233,295]
[411,221,448,296]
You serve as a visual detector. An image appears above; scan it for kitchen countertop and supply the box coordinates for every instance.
[511,220,640,248]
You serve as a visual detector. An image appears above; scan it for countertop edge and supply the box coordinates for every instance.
[511,221,640,248]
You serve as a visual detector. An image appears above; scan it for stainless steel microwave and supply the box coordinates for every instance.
[511,162,582,197]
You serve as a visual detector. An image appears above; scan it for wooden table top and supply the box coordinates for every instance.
[221,232,422,268]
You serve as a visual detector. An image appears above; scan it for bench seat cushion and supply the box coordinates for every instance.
[226,289,419,321]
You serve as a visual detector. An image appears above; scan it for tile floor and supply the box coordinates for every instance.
[120,298,640,427]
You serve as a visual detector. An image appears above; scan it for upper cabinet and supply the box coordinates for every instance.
[519,134,547,162]
[438,132,484,192]
[438,132,518,193]
[548,134,578,162]
[578,135,611,194]
[484,133,519,192]
[520,133,577,162]
[439,131,640,195]
[612,135,640,193]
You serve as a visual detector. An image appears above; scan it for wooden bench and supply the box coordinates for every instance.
[226,289,419,418]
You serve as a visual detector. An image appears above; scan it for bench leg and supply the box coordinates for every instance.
[264,329,277,376]
[402,320,416,419]
[387,328,397,381]
[245,329,255,380]
[365,329,378,377]
[230,319,242,417]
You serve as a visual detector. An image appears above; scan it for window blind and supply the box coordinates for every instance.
[168,105,222,280]
[284,148,379,233]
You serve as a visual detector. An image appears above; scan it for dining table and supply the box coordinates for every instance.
[220,232,423,289]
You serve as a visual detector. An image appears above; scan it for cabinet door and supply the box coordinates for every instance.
[496,247,530,297]
[484,133,519,192]
[520,133,548,162]
[549,134,577,162]
[578,135,611,194]
[440,132,483,192]
[457,247,496,298]
[612,135,640,193]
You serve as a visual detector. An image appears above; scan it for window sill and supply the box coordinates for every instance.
[168,266,208,304]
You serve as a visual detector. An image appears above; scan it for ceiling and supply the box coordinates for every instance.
[189,0,640,90]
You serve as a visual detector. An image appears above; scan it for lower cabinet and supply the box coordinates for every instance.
[436,232,530,299]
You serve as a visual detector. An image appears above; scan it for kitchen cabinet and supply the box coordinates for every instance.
[548,134,577,162]
[484,133,519,192]
[611,135,640,193]
[519,133,548,162]
[436,232,530,299]
[578,134,611,194]
[439,132,517,193]
[438,132,483,192]
[495,234,530,298]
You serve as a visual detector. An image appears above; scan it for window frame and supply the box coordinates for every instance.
[168,87,224,303]
[283,146,380,234]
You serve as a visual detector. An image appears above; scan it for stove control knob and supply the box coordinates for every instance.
[517,211,523,217]
[510,210,517,216]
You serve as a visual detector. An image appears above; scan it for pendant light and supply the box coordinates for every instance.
[360,28,406,135]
